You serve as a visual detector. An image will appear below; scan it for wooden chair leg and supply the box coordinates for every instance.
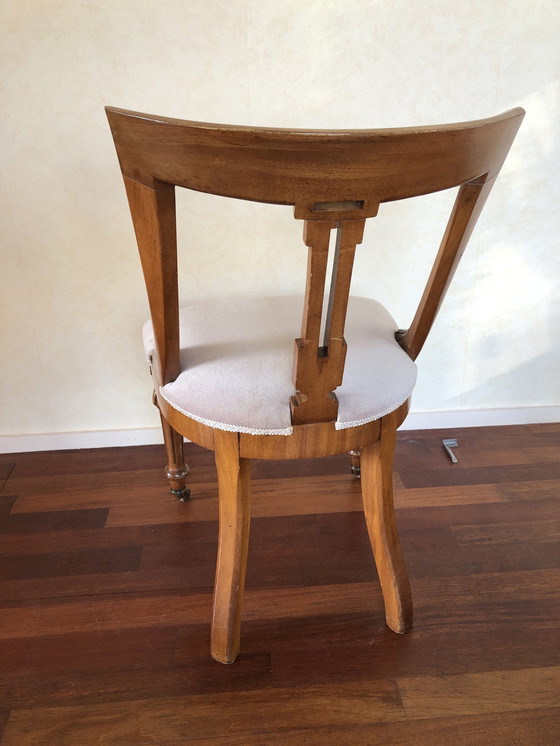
[211,430,251,664]
[360,412,413,634]
[158,407,190,500]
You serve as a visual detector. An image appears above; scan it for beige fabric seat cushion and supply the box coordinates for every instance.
[143,296,417,436]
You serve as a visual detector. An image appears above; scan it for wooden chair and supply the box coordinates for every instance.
[106,106,524,663]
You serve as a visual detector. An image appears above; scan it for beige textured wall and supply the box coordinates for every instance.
[1,0,558,438]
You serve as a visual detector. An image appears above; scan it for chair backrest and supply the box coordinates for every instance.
[106,106,524,425]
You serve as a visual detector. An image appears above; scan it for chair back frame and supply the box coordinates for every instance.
[107,106,524,425]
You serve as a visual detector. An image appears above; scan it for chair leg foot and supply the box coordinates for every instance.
[349,450,361,478]
[360,413,413,634]
[169,484,190,501]
[165,453,190,501]
[211,430,251,664]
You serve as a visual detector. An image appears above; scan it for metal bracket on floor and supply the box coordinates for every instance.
[442,438,459,463]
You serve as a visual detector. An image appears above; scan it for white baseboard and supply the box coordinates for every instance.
[400,406,560,431]
[0,428,163,454]
[0,406,558,454]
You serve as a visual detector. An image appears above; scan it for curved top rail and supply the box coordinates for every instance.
[106,106,524,213]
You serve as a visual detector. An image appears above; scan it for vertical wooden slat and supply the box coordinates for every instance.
[291,218,365,426]
[298,221,333,343]
[291,221,337,424]
[323,219,365,345]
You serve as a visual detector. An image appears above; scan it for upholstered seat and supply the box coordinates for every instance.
[143,296,417,435]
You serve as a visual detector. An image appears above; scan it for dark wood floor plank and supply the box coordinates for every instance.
[396,496,560,528]
[0,710,9,745]
[0,592,212,639]
[397,430,560,468]
[400,461,560,488]
[403,531,560,579]
[0,423,558,743]
[0,625,185,677]
[414,567,560,603]
[4,470,197,504]
[452,518,560,545]
[530,422,560,433]
[0,651,272,709]
[268,624,560,687]
[182,707,560,745]
[398,665,560,719]
[0,445,197,479]
[500,478,560,501]
[0,507,108,534]
[0,520,214,556]
[0,463,15,493]
[6,473,363,522]
[1,681,405,745]
[0,496,17,515]
[0,545,142,582]
[395,483,505,508]
[237,600,560,660]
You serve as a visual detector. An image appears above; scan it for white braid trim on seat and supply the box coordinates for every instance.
[158,385,410,435]
[334,396,411,431]
[157,387,294,436]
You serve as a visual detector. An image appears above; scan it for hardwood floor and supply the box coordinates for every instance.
[0,424,559,744]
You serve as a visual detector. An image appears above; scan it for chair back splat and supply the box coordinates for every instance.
[106,106,524,663]
[291,218,365,425]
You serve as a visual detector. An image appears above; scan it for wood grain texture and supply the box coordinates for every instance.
[291,219,364,425]
[360,409,413,633]
[397,178,495,360]
[0,422,558,743]
[1,681,404,745]
[105,106,524,205]
[211,430,252,663]
[123,177,179,389]
[0,464,14,493]
[398,666,560,719]
[157,401,189,498]
[179,708,560,746]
